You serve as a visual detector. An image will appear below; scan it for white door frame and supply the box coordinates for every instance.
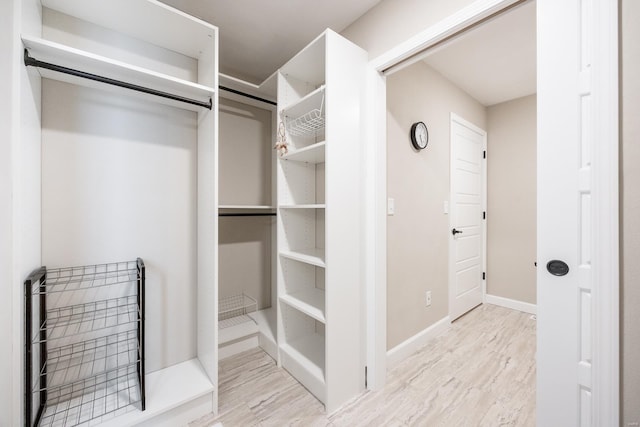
[364,0,619,424]
[448,113,487,320]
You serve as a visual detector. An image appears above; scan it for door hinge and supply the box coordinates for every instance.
[483,272,486,280]
[365,366,368,388]
[483,211,486,220]
[483,150,486,159]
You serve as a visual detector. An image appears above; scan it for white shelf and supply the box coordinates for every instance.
[280,289,325,323]
[282,85,325,119]
[22,36,214,112]
[280,334,325,385]
[41,0,216,59]
[219,205,275,210]
[99,358,214,427]
[280,248,325,268]
[281,141,326,163]
[279,204,325,209]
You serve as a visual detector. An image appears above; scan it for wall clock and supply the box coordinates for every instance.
[410,121,429,150]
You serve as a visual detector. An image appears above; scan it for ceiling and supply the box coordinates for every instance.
[159,0,381,84]
[422,1,537,106]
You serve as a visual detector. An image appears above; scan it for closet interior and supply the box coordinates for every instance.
[217,77,279,362]
[19,0,218,425]
[16,0,369,424]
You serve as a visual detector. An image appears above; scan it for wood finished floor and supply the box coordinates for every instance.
[189,304,536,427]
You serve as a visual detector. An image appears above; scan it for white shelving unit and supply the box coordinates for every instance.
[19,0,218,425]
[276,30,367,413]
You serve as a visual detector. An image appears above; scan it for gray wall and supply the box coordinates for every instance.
[218,97,274,309]
[386,61,486,350]
[621,0,640,424]
[486,95,537,304]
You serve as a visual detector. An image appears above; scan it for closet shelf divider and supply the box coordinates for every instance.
[280,141,326,163]
[279,248,326,268]
[279,204,325,209]
[279,289,325,323]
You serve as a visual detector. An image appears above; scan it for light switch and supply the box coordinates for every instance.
[387,198,395,215]
[443,201,449,214]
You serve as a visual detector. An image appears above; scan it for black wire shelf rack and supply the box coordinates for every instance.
[25,259,146,427]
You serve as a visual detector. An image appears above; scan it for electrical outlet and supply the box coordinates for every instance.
[425,291,432,307]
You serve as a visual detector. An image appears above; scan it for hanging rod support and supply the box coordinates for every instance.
[24,49,213,110]
[219,85,276,106]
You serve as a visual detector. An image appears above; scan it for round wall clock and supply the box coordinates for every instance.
[410,121,429,150]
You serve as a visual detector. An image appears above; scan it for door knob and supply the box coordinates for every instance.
[546,260,569,276]
[452,228,463,235]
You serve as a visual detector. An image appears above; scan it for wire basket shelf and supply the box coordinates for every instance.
[219,293,257,329]
[25,259,145,427]
[285,109,325,137]
[284,87,325,137]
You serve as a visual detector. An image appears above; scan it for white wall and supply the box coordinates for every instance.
[342,0,477,59]
[41,79,198,373]
[486,95,537,304]
[39,10,200,373]
[0,1,16,425]
[621,0,640,423]
[386,61,486,349]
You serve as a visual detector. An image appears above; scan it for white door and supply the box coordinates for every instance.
[537,0,612,424]
[449,113,486,321]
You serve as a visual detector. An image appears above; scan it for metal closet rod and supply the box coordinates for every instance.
[219,212,276,217]
[24,49,213,110]
[219,85,277,106]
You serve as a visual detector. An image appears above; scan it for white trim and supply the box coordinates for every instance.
[386,317,451,369]
[591,0,619,425]
[485,294,537,315]
[364,65,387,390]
[370,0,524,76]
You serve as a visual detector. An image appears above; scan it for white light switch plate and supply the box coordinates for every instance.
[387,198,395,215]
[443,201,449,214]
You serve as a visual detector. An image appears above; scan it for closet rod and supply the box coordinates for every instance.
[219,212,276,217]
[219,85,277,106]
[24,49,213,110]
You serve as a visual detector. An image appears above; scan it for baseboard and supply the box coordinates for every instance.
[386,316,451,369]
[485,294,537,315]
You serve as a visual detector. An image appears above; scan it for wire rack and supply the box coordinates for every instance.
[25,259,145,427]
[219,293,257,329]
[284,91,325,137]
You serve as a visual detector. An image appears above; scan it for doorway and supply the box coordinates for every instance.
[368,0,619,423]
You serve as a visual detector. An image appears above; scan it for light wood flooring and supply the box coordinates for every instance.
[189,304,536,427]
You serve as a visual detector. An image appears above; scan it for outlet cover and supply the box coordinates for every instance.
[425,291,432,307]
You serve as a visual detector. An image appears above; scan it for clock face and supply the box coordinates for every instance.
[411,122,429,150]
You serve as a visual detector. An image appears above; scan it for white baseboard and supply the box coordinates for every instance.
[386,316,450,369]
[485,294,537,315]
